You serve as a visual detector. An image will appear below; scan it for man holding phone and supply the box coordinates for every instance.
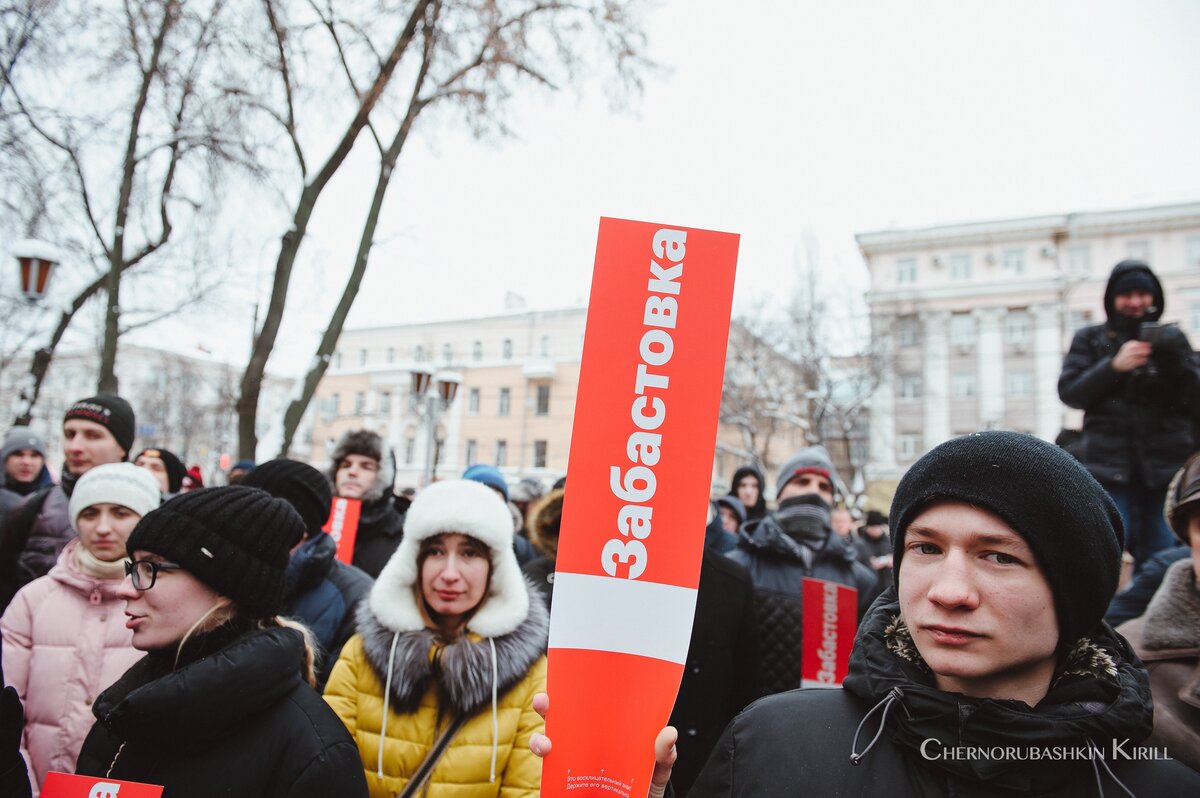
[1059,258,1200,571]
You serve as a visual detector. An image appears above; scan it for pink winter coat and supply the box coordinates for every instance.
[0,539,143,795]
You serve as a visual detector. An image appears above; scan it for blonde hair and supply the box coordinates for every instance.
[173,600,319,686]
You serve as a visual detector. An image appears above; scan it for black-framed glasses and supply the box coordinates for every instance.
[124,559,183,590]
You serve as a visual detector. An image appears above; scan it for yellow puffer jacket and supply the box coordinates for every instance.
[325,598,549,798]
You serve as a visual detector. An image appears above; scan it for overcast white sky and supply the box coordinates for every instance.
[134,0,1200,376]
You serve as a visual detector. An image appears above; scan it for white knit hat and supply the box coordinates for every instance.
[68,462,162,527]
[370,479,528,637]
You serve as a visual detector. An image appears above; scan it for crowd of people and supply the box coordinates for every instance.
[0,257,1198,796]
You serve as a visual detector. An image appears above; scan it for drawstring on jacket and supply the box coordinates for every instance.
[1088,740,1137,798]
[488,637,499,783]
[378,631,401,780]
[849,687,907,766]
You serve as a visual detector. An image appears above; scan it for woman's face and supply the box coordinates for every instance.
[736,475,760,507]
[75,503,141,562]
[117,550,226,651]
[421,533,491,627]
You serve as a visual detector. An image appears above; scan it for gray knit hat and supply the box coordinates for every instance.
[2,427,46,462]
[775,445,840,500]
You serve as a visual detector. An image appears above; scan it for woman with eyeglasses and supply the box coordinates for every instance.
[74,486,367,797]
[1,463,159,795]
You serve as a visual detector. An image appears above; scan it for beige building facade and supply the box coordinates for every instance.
[859,201,1200,494]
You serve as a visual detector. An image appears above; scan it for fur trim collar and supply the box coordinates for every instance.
[357,579,548,716]
[327,429,394,503]
[370,479,526,637]
[1138,559,1200,653]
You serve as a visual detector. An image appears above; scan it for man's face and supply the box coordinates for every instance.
[336,453,380,499]
[899,499,1059,706]
[831,509,853,537]
[1113,290,1154,319]
[863,523,889,541]
[1188,514,1200,582]
[718,505,740,534]
[736,475,760,508]
[134,454,170,493]
[5,448,44,483]
[62,419,125,475]
[778,472,834,506]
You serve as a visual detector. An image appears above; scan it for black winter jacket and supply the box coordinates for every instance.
[1058,261,1200,489]
[691,590,1200,797]
[76,626,368,798]
[350,497,405,579]
[727,506,876,698]
[0,476,74,613]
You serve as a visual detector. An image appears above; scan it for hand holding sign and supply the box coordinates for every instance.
[529,692,678,798]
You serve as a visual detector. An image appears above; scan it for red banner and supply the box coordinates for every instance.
[800,577,858,688]
[542,218,739,797]
[42,772,164,798]
[322,496,361,564]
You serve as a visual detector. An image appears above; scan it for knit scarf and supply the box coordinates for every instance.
[74,542,127,581]
[776,493,832,549]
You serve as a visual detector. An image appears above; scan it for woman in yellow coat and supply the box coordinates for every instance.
[325,479,548,797]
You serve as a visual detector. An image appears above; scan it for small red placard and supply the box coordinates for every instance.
[800,577,859,688]
[41,771,164,798]
[322,496,362,564]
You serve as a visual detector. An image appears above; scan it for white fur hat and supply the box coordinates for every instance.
[370,478,529,637]
[68,462,162,527]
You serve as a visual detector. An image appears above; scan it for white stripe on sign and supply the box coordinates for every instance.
[548,571,698,664]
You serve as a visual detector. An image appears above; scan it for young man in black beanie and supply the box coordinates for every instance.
[1059,259,1200,574]
[134,447,187,496]
[241,458,374,688]
[559,432,1200,796]
[728,445,877,699]
[326,429,405,578]
[0,394,135,611]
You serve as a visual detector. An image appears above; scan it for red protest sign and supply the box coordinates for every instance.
[322,496,361,564]
[800,577,859,688]
[42,771,164,798]
[543,218,739,797]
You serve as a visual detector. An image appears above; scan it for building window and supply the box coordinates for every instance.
[334,352,342,369]
[404,436,415,464]
[502,339,513,360]
[896,257,917,285]
[354,392,366,415]
[1069,310,1093,332]
[1067,244,1091,276]
[330,393,340,417]
[495,439,508,467]
[320,394,338,423]
[539,335,552,357]
[1002,249,1025,275]
[1189,302,1200,332]
[468,388,480,415]
[1007,370,1034,398]
[895,316,920,348]
[1006,310,1031,345]
[899,375,922,400]
[465,439,477,465]
[386,347,395,364]
[951,373,976,400]
[498,387,510,416]
[535,384,551,416]
[950,313,976,348]
[950,254,972,281]
[898,434,921,460]
[533,440,548,469]
[379,391,392,414]
[472,340,483,361]
[442,343,453,364]
[1126,240,1151,262]
[1187,236,1200,269]
[359,349,368,367]
[414,345,426,363]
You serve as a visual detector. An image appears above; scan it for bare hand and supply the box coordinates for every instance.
[1112,340,1151,373]
[528,692,678,798]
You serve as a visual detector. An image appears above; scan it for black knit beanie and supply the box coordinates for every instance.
[126,486,306,616]
[136,448,187,493]
[889,431,1124,651]
[241,458,332,537]
[64,394,135,457]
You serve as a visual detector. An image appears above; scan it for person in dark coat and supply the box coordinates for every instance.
[586,432,1200,797]
[0,639,31,798]
[242,459,374,688]
[727,446,876,698]
[327,430,406,579]
[713,496,745,547]
[75,486,368,797]
[521,487,564,611]
[853,509,894,594]
[1058,259,1200,570]
[726,465,767,521]
[134,446,187,496]
[0,395,134,612]
[0,428,52,524]
[666,507,757,797]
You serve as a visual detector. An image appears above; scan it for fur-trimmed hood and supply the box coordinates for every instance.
[1132,559,1200,655]
[525,488,564,560]
[356,578,549,717]
[327,429,395,504]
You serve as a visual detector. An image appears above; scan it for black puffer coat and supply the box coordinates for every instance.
[727,508,876,698]
[690,590,1200,796]
[76,626,368,798]
[1058,261,1200,489]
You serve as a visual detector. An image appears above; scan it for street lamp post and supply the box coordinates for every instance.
[411,368,461,485]
[12,239,60,301]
